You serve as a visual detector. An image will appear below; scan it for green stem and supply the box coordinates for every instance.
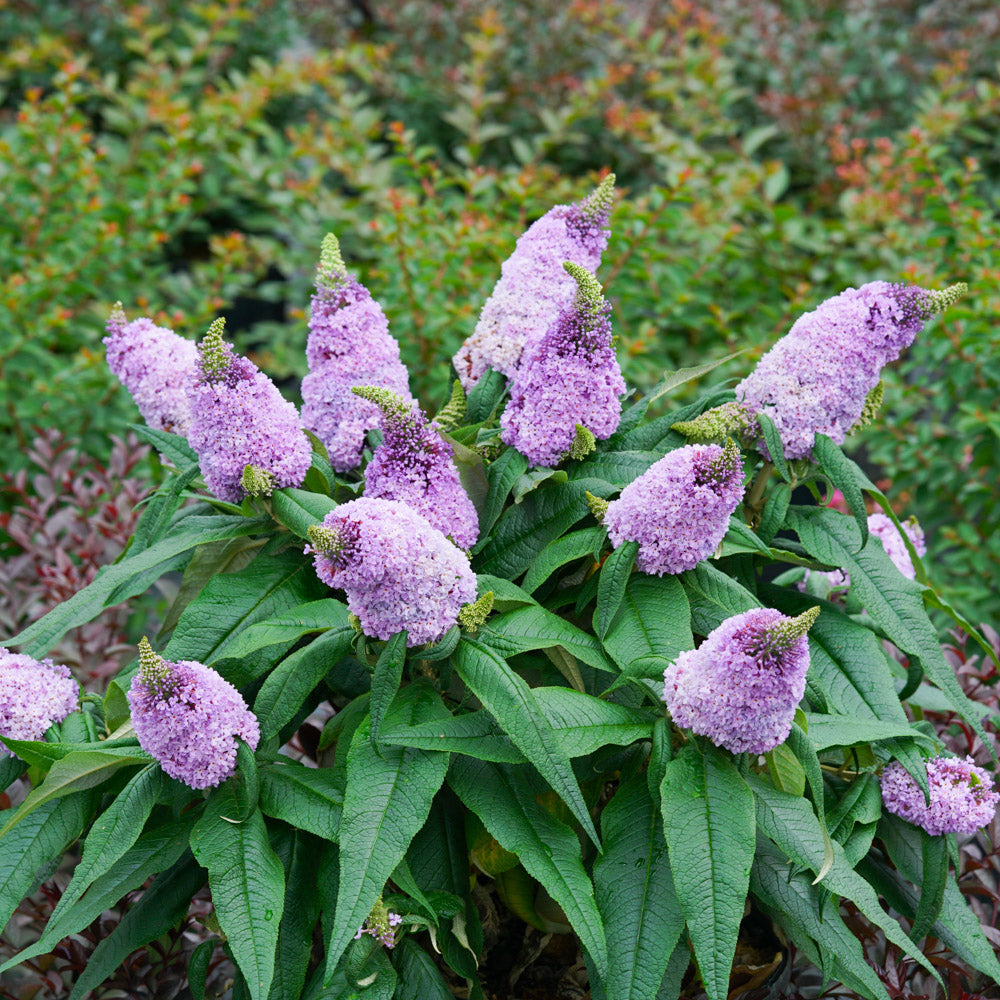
[744,461,774,528]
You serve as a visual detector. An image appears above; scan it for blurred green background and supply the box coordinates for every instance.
[1,0,998,622]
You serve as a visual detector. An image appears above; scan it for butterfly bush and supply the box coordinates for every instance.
[354,387,480,550]
[500,262,625,466]
[881,756,1000,836]
[307,497,476,646]
[127,638,259,789]
[453,175,614,390]
[2,179,996,1000]
[0,648,77,749]
[302,235,413,472]
[811,511,926,591]
[604,440,744,575]
[663,607,818,754]
[103,304,197,435]
[187,318,311,502]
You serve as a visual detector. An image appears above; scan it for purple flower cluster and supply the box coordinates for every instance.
[663,607,817,754]
[736,281,967,459]
[356,388,479,549]
[354,899,403,949]
[880,755,999,836]
[128,638,259,789]
[307,498,477,647]
[186,319,311,502]
[301,235,413,472]
[500,262,625,467]
[0,648,78,751]
[104,304,198,435]
[605,441,745,575]
[453,176,614,390]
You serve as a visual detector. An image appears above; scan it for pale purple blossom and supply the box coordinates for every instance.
[104,305,198,435]
[307,498,476,647]
[0,648,78,752]
[736,281,966,459]
[128,638,259,789]
[500,262,625,467]
[186,319,311,502]
[357,388,479,549]
[453,176,614,390]
[605,441,745,576]
[663,607,817,754]
[354,899,403,949]
[880,755,999,836]
[301,235,413,472]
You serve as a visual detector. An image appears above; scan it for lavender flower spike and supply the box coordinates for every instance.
[307,498,477,647]
[186,318,311,502]
[735,281,968,460]
[301,234,413,472]
[663,606,818,755]
[453,175,615,390]
[354,386,480,550]
[500,262,625,467]
[128,638,259,789]
[605,441,745,576]
[0,648,78,752]
[881,755,999,836]
[104,302,198,435]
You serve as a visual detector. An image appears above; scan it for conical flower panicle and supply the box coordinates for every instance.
[663,607,816,754]
[881,755,999,836]
[736,281,967,460]
[605,442,745,576]
[128,639,259,789]
[307,498,477,647]
[0,648,78,752]
[103,303,198,435]
[453,176,615,390]
[499,262,625,468]
[301,234,413,472]
[353,387,480,550]
[186,318,311,502]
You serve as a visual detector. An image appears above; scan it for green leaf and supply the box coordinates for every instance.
[765,743,806,797]
[129,463,201,554]
[45,764,162,929]
[449,757,607,979]
[595,540,639,639]
[465,368,506,423]
[271,487,338,538]
[569,450,663,488]
[66,853,207,1000]
[190,789,286,1000]
[786,506,992,751]
[0,794,91,932]
[755,413,790,482]
[453,638,600,849]
[521,526,606,594]
[221,599,348,659]
[812,434,868,549]
[481,604,616,672]
[645,352,746,406]
[719,517,772,557]
[393,938,454,1000]
[478,447,529,538]
[473,477,613,580]
[909,831,949,943]
[603,574,693,670]
[267,829,322,1000]
[370,630,408,747]
[188,940,215,1000]
[259,760,343,841]
[594,776,684,1000]
[325,686,449,979]
[660,742,755,1000]
[130,422,198,466]
[680,563,761,635]
[8,514,270,657]
[757,483,791,545]
[751,837,890,1000]
[800,713,933,751]
[474,573,536,610]
[0,749,147,837]
[255,624,355,740]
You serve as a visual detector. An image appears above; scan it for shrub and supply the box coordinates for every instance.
[0,187,997,999]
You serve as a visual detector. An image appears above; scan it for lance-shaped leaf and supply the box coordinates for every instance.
[190,787,286,1000]
[595,540,639,639]
[594,775,684,1000]
[452,638,600,849]
[812,434,868,549]
[259,760,343,842]
[660,742,755,1000]
[521,526,606,594]
[603,574,693,670]
[479,447,529,537]
[271,487,338,539]
[449,757,607,980]
[393,938,454,1000]
[221,599,347,659]
[324,685,449,980]
[680,563,761,636]
[370,630,408,747]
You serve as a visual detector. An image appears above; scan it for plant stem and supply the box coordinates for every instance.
[745,461,774,528]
